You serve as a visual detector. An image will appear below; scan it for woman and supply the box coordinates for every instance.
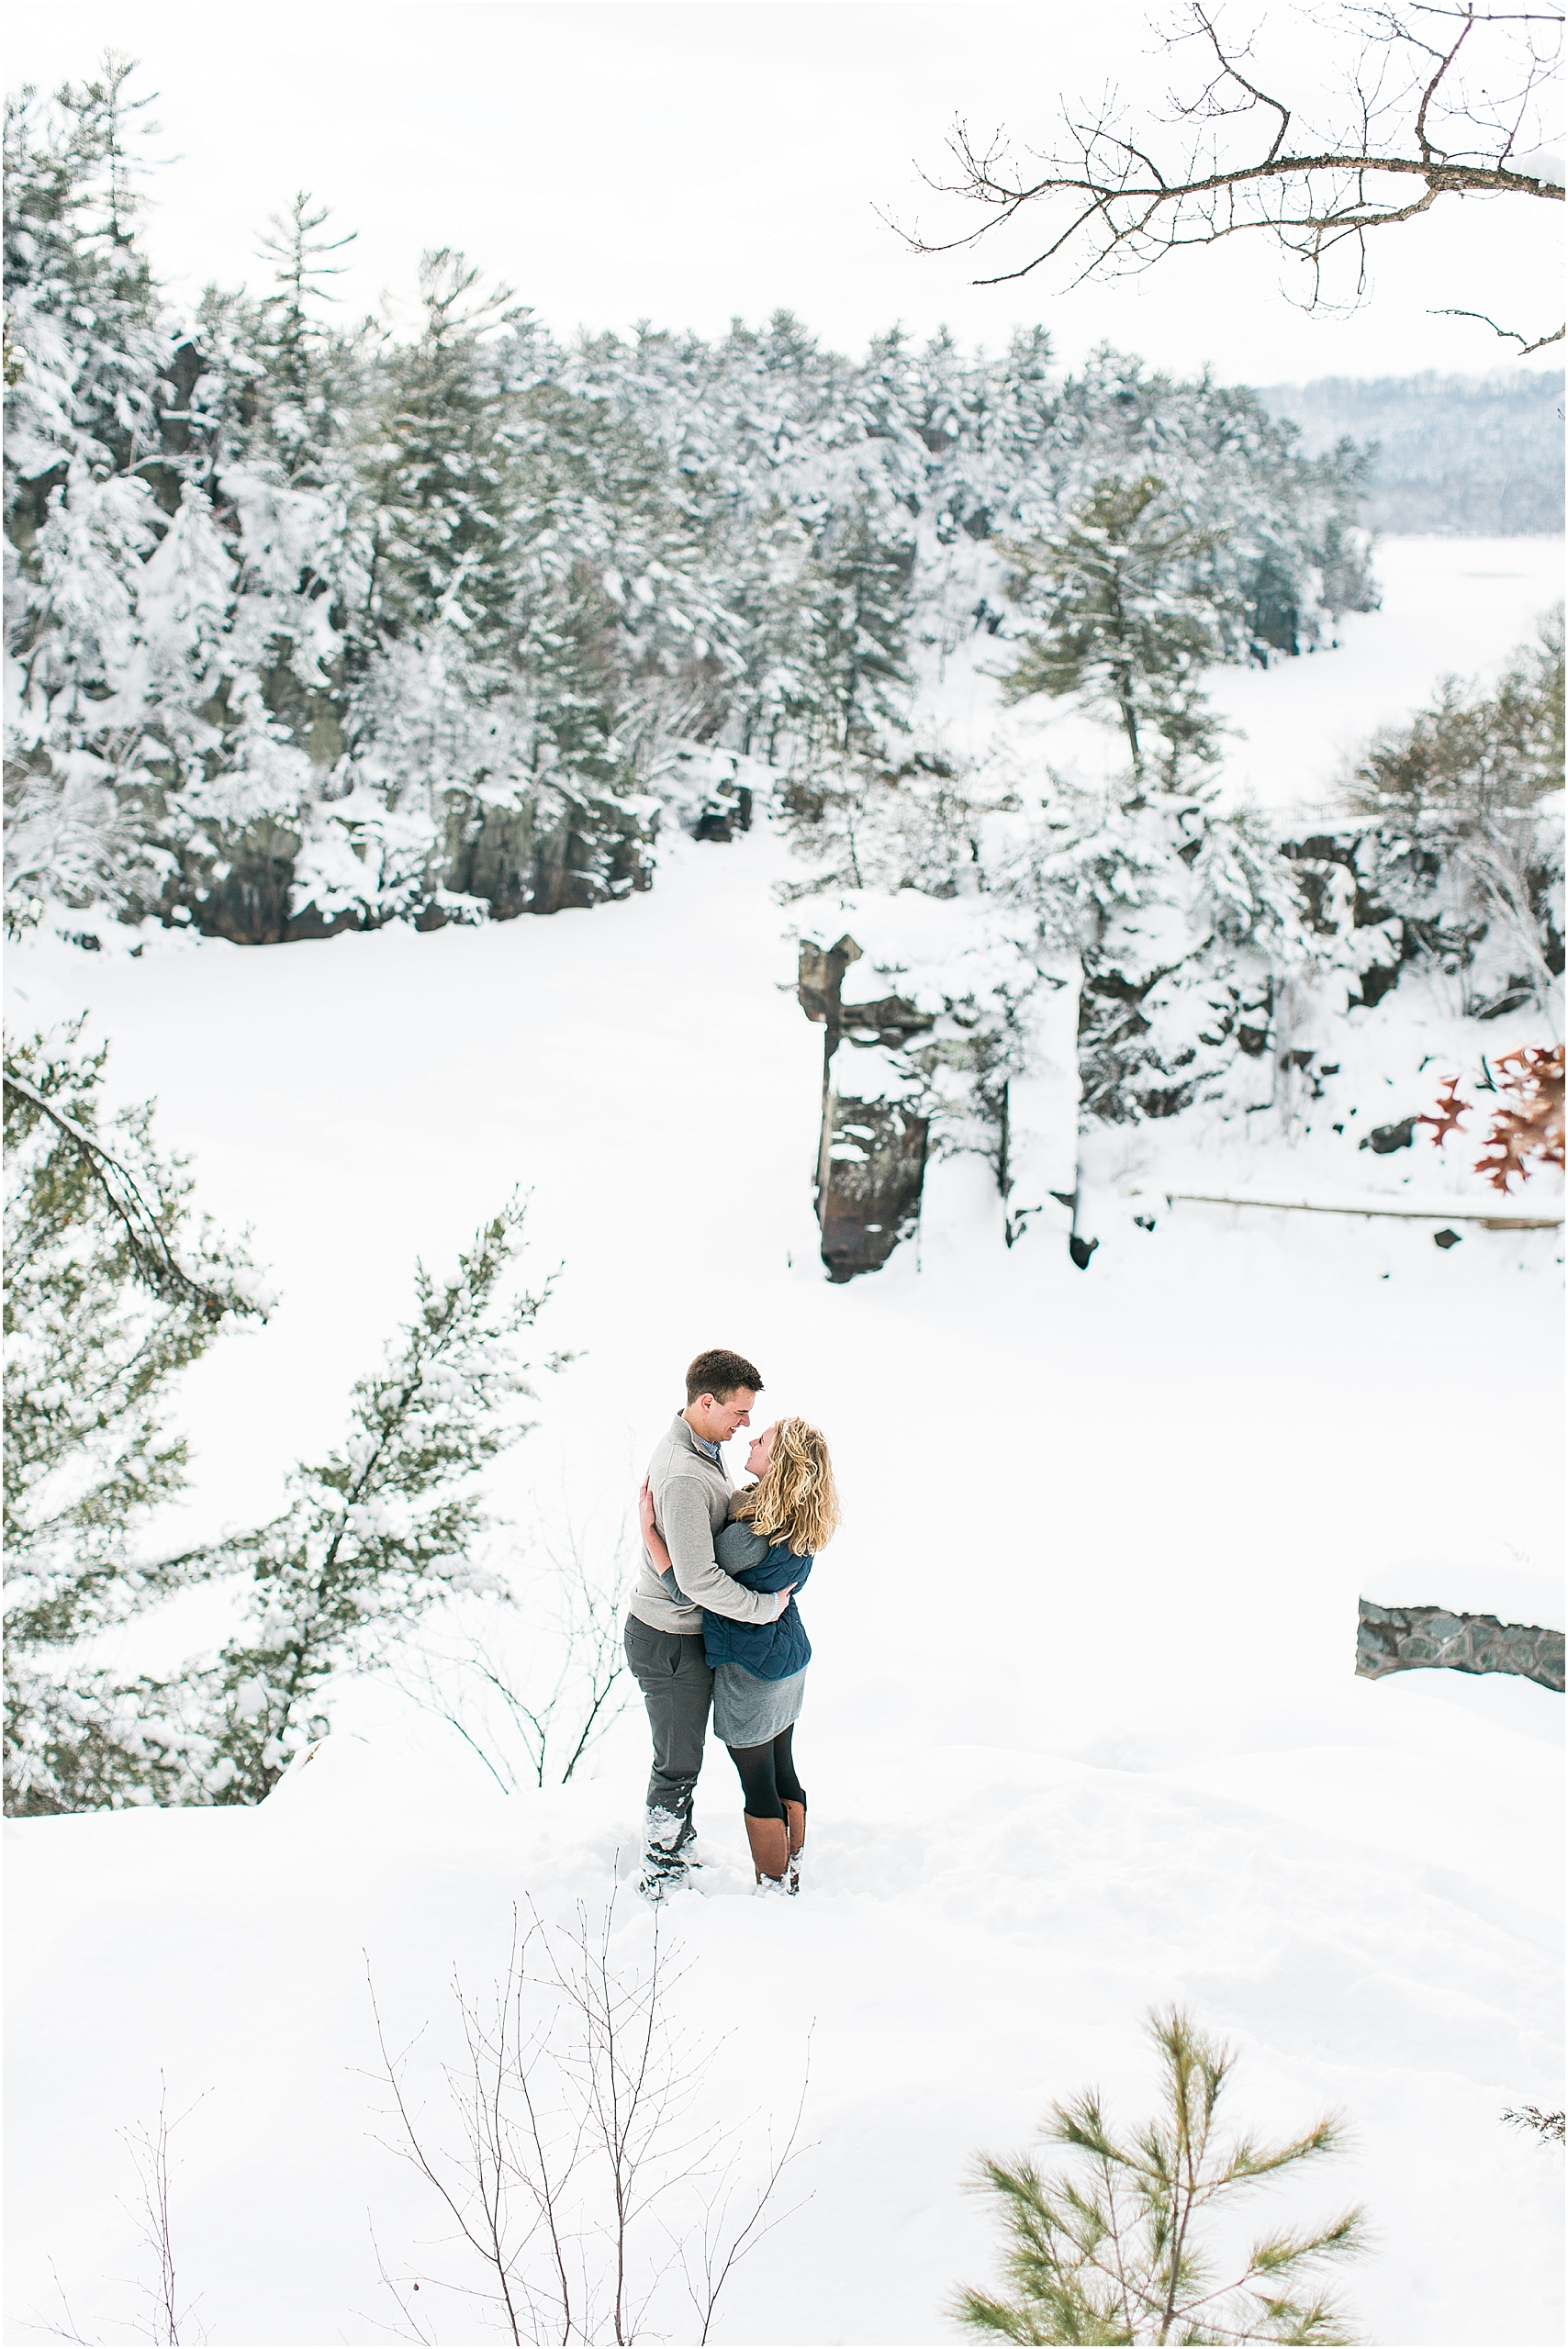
[639,1416,839,1895]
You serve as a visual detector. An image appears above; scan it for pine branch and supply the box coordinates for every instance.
[956,2009,1367,2345]
[3,1059,261,1324]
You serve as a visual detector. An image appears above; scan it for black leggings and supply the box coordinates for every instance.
[725,1725,805,1823]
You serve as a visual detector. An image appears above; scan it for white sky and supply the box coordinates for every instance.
[8,0,1564,383]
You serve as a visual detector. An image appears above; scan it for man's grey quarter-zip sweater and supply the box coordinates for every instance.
[626,1415,783,1636]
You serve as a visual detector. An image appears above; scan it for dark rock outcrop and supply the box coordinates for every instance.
[128,786,655,945]
[797,935,934,1281]
[1356,1598,1564,1692]
[819,1097,931,1283]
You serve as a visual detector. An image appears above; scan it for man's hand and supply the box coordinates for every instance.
[773,1585,795,1620]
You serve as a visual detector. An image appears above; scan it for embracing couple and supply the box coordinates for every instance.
[624,1348,839,1901]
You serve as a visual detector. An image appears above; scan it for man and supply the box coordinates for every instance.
[624,1347,792,1899]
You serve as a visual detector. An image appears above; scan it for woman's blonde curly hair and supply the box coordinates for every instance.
[732,1415,840,1559]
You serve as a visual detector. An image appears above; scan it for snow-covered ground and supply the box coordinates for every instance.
[6,540,1563,2347]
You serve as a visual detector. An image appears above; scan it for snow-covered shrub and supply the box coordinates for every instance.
[1333,609,1565,1020]
[1019,784,1310,1124]
[955,2007,1365,2346]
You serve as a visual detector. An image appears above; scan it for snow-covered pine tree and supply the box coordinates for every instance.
[6,1023,562,1811]
[3,453,162,925]
[4,60,174,925]
[985,470,1321,1123]
[8,118,1380,947]
[816,510,913,759]
[3,1023,264,1813]
[1002,473,1229,797]
[5,66,360,943]
[335,247,533,923]
[3,56,165,498]
[720,496,834,767]
[576,308,926,788]
[152,194,376,941]
[175,1195,555,1803]
[251,190,358,481]
[506,368,728,900]
[1026,351,1374,666]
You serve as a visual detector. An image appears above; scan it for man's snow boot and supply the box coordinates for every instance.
[782,1799,806,1895]
[639,1805,697,1902]
[637,1849,687,1902]
[744,1812,791,1891]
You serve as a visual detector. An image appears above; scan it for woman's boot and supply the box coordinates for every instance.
[782,1799,806,1894]
[744,1813,790,1890]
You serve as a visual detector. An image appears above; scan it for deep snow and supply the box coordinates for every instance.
[5,539,1563,2348]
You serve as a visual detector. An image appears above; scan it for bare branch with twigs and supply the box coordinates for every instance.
[28,2078,210,2347]
[681,2033,815,2345]
[394,1497,632,1793]
[364,1895,813,2344]
[896,1,1562,341]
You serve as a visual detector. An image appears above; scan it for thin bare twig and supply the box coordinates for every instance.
[27,2081,211,2348]
[1428,304,1566,349]
[392,1485,630,1794]
[685,2033,817,2344]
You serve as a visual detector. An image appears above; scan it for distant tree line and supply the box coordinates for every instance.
[1260,372,1565,536]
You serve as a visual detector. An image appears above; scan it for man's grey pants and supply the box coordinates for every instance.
[623,1615,712,1857]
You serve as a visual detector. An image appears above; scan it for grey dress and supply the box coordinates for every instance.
[709,1520,808,1746]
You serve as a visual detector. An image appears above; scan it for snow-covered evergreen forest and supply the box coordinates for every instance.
[6,64,1379,945]
[5,50,1564,2349]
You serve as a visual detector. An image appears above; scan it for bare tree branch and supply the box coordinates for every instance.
[897,0,1563,335]
[683,2034,815,2345]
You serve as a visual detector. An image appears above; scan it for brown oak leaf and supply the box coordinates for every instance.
[1473,1044,1565,1192]
[1417,1074,1470,1148]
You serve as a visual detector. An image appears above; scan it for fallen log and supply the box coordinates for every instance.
[1137,1188,1562,1230]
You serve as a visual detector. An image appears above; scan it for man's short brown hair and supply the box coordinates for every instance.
[686,1348,763,1404]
